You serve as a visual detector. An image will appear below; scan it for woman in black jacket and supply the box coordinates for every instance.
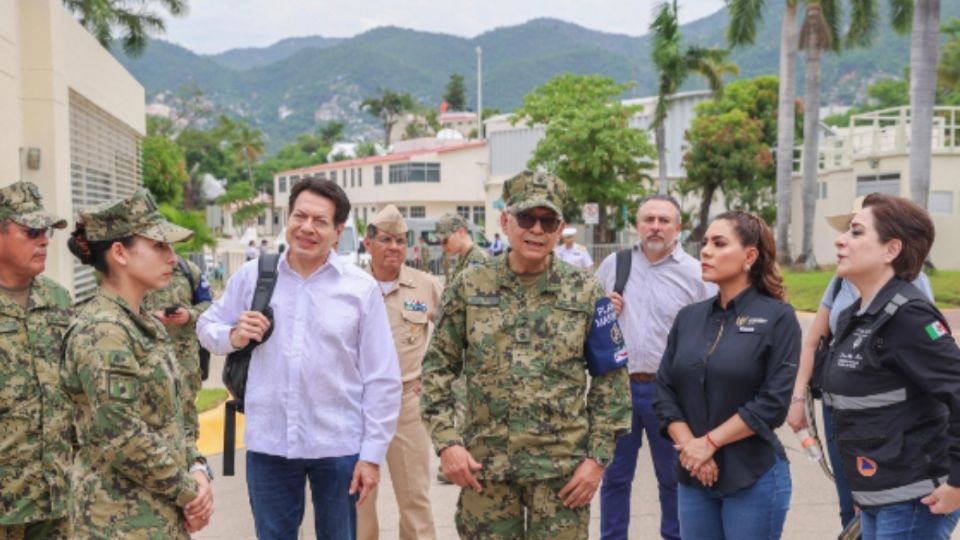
[821,193,960,539]
[655,211,800,540]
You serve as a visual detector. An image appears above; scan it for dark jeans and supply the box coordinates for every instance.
[822,402,857,529]
[677,456,791,540]
[246,451,358,540]
[860,498,960,540]
[599,380,680,540]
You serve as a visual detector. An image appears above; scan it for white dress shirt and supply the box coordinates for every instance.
[197,250,401,464]
[595,242,716,374]
[555,243,594,270]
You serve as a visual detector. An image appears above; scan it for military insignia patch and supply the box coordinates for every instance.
[925,321,949,341]
[107,372,139,403]
[856,456,877,477]
[610,324,624,345]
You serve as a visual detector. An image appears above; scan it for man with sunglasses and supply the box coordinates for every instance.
[357,205,441,540]
[0,181,74,540]
[435,213,487,284]
[422,170,631,539]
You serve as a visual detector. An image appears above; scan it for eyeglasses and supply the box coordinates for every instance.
[513,211,560,233]
[24,226,53,240]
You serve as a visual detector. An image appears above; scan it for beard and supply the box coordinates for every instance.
[642,237,667,254]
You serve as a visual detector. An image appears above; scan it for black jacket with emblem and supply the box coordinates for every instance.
[821,277,960,508]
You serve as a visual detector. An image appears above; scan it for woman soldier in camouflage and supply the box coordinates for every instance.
[61,190,214,538]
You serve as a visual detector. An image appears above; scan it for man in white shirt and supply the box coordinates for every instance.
[555,227,594,270]
[198,178,402,540]
[595,195,715,540]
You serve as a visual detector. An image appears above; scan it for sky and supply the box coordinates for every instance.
[162,0,727,54]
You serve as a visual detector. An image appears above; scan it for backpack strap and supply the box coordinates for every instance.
[251,254,281,312]
[177,256,196,292]
[830,275,844,303]
[613,249,632,295]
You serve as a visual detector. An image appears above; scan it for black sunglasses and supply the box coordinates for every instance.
[24,226,53,240]
[514,211,560,233]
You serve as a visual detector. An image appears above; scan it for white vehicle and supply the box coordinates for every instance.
[273,210,368,267]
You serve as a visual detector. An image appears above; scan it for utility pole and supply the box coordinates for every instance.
[476,46,483,139]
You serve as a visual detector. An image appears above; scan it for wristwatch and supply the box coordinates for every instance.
[189,461,214,482]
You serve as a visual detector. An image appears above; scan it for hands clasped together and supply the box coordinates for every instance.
[675,436,719,488]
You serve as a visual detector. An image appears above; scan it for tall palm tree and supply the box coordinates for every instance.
[907,0,942,208]
[726,0,800,263]
[796,0,838,266]
[62,0,187,56]
[230,123,265,189]
[651,0,736,195]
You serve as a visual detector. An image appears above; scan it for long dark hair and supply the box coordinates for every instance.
[713,211,786,301]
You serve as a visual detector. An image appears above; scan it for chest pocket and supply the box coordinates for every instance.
[0,319,30,406]
[551,301,591,361]
[465,296,503,374]
[400,309,428,344]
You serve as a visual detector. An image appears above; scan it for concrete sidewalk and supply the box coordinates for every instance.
[193,311,960,539]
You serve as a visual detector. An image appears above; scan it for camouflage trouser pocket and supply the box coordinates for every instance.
[455,478,589,540]
[0,518,67,540]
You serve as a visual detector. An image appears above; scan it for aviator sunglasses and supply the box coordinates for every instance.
[513,211,561,233]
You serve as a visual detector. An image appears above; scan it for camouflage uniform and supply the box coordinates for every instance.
[60,190,202,540]
[0,182,71,540]
[142,258,211,441]
[421,171,632,539]
[435,213,488,284]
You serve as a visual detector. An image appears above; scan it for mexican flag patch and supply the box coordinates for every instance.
[925,321,950,341]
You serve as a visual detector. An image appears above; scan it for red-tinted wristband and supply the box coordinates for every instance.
[705,432,721,450]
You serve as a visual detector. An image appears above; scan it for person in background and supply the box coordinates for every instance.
[357,205,441,540]
[260,238,269,257]
[435,213,487,283]
[488,232,505,257]
[596,195,715,540]
[62,189,214,538]
[422,170,631,539]
[198,177,401,540]
[786,195,934,535]
[656,211,800,540]
[555,227,594,270]
[820,193,960,539]
[244,240,258,261]
[0,181,73,540]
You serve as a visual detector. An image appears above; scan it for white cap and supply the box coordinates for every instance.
[562,227,577,237]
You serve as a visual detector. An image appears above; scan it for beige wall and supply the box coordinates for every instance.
[1,0,145,293]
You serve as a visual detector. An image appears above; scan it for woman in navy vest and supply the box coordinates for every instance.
[822,193,960,539]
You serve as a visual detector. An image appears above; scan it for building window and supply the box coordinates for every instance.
[410,206,426,218]
[472,205,485,226]
[331,170,337,183]
[930,191,955,215]
[856,173,900,197]
[397,206,409,217]
[358,168,362,187]
[457,206,470,220]
[363,207,368,221]
[317,171,326,180]
[388,162,441,183]
[258,214,266,225]
[818,182,827,200]
[375,166,383,185]
[350,168,355,188]
[342,171,346,188]
[279,176,287,193]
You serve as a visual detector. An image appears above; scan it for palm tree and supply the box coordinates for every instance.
[796,0,838,266]
[907,0,942,209]
[230,123,265,189]
[727,0,804,263]
[62,0,187,56]
[650,0,737,195]
[360,90,416,149]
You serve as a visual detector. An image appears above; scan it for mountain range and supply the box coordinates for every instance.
[113,1,960,151]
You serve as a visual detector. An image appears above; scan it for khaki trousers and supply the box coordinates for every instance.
[357,380,436,540]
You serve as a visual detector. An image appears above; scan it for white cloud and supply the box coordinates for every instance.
[162,0,726,54]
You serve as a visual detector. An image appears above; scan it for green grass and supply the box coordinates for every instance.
[782,269,960,312]
[196,388,229,414]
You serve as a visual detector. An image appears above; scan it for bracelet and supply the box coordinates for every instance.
[791,395,807,403]
[705,432,720,450]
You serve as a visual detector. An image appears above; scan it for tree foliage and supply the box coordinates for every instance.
[142,135,188,205]
[158,203,215,254]
[63,0,187,56]
[360,89,416,148]
[512,74,656,242]
[444,74,467,111]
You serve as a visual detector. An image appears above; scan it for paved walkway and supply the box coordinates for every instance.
[193,311,960,539]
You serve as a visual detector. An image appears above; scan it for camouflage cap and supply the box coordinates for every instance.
[501,170,568,218]
[435,213,469,239]
[370,205,408,236]
[80,189,192,243]
[0,181,67,230]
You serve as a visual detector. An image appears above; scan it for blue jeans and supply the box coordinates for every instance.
[677,456,791,540]
[600,380,680,540]
[860,498,960,540]
[246,451,358,540]
[822,402,857,529]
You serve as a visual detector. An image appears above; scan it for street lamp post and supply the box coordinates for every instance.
[476,46,483,139]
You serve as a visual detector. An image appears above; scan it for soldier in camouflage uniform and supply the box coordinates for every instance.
[61,189,214,539]
[0,182,72,540]
[142,256,212,442]
[421,171,632,539]
[436,213,488,284]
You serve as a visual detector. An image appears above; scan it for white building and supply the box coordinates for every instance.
[1,0,146,300]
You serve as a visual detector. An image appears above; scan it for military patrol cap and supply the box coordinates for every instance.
[502,170,568,218]
[0,181,67,229]
[80,189,193,243]
[825,196,866,233]
[435,213,469,240]
[370,205,408,236]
